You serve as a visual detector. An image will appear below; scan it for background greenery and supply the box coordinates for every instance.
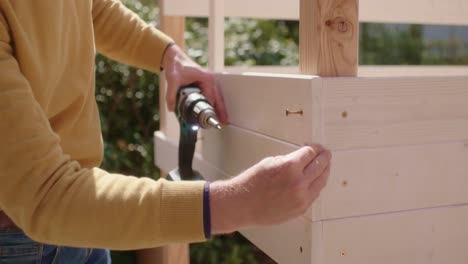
[96,1,468,263]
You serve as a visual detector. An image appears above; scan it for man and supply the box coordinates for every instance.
[0,0,331,263]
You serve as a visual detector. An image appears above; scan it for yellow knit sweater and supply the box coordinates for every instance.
[0,0,206,250]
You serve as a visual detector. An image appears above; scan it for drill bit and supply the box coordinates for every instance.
[208,117,222,130]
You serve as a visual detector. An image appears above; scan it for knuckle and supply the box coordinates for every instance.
[303,146,317,158]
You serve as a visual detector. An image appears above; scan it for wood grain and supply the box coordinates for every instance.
[208,0,224,71]
[299,0,359,76]
[322,76,468,149]
[316,141,468,221]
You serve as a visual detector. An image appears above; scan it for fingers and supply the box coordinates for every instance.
[303,149,331,186]
[165,74,179,112]
[287,144,323,168]
[163,52,228,122]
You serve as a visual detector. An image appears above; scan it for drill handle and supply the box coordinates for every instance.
[178,122,198,180]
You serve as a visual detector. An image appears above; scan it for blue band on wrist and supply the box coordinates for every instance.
[203,182,212,239]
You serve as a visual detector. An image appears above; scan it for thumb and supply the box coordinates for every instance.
[286,144,323,168]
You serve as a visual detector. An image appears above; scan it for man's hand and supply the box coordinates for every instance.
[161,44,228,124]
[210,144,332,234]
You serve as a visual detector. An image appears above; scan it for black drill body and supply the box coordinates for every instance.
[172,86,221,180]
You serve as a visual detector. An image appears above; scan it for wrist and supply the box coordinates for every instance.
[161,42,178,71]
[209,179,251,234]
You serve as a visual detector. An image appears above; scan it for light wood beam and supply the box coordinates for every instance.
[299,0,359,76]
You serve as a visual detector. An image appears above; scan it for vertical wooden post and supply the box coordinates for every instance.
[158,0,185,141]
[137,1,189,264]
[299,0,359,76]
[208,0,225,71]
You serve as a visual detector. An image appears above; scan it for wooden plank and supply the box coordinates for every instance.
[201,125,299,176]
[322,204,468,263]
[299,0,359,77]
[137,245,189,264]
[215,74,468,149]
[208,0,224,71]
[358,65,468,77]
[216,73,316,145]
[198,127,468,222]
[159,0,186,141]
[322,76,468,149]
[225,65,468,77]
[163,0,468,25]
[317,141,468,221]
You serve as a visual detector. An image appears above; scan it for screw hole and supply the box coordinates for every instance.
[342,111,348,119]
[342,180,348,187]
[340,250,347,256]
[300,247,303,253]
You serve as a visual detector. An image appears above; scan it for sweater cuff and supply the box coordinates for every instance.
[160,179,206,243]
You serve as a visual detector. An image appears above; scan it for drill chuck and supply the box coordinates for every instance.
[177,87,222,130]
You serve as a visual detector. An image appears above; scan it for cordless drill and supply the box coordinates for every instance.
[169,85,222,181]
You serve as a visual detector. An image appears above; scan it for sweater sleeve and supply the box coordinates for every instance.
[0,15,205,250]
[92,0,173,73]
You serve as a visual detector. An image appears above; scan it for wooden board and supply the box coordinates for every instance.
[199,127,468,222]
[225,65,468,77]
[318,141,468,221]
[321,204,468,263]
[201,126,299,176]
[322,76,468,150]
[215,74,468,149]
[216,73,317,146]
[163,0,468,26]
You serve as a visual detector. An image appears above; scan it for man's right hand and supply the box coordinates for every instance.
[209,144,331,234]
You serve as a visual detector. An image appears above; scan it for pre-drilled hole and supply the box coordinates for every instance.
[300,247,303,253]
[342,180,348,187]
[342,111,348,119]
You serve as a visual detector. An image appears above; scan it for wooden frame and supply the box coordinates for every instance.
[162,0,468,25]
[154,0,468,263]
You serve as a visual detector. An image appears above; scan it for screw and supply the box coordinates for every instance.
[286,109,304,116]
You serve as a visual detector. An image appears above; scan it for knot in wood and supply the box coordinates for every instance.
[336,17,348,32]
[325,17,349,33]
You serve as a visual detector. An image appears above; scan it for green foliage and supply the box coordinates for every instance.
[360,24,425,64]
[95,55,160,178]
[186,18,299,66]
[191,233,276,264]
